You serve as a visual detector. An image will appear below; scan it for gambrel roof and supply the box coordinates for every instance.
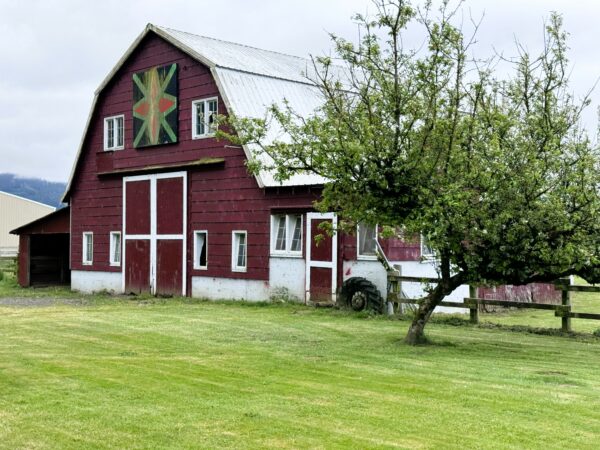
[63,24,329,201]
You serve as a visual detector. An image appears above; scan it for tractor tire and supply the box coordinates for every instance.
[340,277,383,313]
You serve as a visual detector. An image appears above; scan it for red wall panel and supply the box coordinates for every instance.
[125,180,150,235]
[156,239,183,296]
[157,177,183,235]
[125,240,150,294]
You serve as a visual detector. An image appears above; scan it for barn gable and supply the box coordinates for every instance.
[63,24,326,203]
[67,27,321,298]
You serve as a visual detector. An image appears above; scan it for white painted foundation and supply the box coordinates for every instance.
[191,276,270,302]
[342,260,388,299]
[71,270,122,293]
[269,257,305,301]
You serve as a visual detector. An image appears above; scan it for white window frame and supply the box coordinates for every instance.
[191,97,218,139]
[193,230,208,270]
[109,231,121,266]
[232,230,247,272]
[420,234,436,260]
[357,222,378,260]
[270,214,303,257]
[103,115,125,151]
[82,232,93,265]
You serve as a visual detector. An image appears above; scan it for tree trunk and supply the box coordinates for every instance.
[404,271,465,345]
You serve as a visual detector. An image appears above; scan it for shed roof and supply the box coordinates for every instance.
[63,24,331,201]
[10,206,70,235]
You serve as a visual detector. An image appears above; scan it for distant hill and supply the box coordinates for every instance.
[0,174,66,208]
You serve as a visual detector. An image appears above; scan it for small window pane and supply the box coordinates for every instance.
[111,233,121,264]
[290,216,302,252]
[236,233,246,268]
[196,102,205,136]
[275,216,286,251]
[358,223,377,256]
[196,232,207,268]
[116,117,124,147]
[208,100,217,133]
[83,233,93,264]
[107,120,114,148]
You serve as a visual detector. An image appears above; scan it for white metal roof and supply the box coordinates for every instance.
[63,24,331,200]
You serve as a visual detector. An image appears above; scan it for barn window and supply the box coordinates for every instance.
[109,232,121,266]
[104,115,124,150]
[194,231,208,270]
[357,222,377,259]
[232,231,247,272]
[421,235,436,259]
[192,97,218,138]
[82,232,93,265]
[270,214,302,256]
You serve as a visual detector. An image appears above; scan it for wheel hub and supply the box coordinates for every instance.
[351,291,367,311]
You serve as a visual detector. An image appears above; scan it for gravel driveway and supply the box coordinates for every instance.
[0,297,91,308]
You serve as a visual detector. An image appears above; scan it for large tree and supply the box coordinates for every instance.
[221,0,600,344]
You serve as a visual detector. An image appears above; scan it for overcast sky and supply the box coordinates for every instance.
[2,0,600,182]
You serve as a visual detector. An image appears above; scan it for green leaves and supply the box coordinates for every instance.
[222,0,600,287]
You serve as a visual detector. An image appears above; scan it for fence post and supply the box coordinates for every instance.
[387,265,402,315]
[469,285,479,324]
[561,283,572,333]
[387,275,396,316]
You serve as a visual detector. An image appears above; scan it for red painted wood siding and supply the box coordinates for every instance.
[125,240,150,293]
[157,177,183,235]
[70,31,319,287]
[18,235,29,287]
[125,180,150,235]
[477,284,561,304]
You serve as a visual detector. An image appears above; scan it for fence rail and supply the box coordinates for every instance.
[386,274,600,332]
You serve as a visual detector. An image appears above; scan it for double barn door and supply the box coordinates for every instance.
[123,172,186,296]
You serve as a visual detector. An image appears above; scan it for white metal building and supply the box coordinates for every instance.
[0,191,55,257]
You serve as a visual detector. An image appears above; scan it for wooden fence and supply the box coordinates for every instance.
[386,274,600,332]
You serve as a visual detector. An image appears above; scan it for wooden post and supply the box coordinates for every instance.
[561,285,572,333]
[469,285,479,324]
[387,265,401,316]
[394,265,403,315]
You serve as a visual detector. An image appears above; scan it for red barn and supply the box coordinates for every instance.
[60,24,558,307]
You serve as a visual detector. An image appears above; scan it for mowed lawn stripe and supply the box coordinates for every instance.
[1,301,600,449]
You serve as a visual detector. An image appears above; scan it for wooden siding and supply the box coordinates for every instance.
[477,284,561,304]
[70,32,319,289]
[17,235,29,287]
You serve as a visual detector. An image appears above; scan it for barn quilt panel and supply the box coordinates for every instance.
[132,63,178,148]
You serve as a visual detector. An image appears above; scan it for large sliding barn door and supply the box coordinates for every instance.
[305,212,338,303]
[123,172,186,296]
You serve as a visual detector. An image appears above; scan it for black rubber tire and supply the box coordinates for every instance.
[339,277,383,313]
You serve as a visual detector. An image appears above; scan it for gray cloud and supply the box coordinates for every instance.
[1,0,599,181]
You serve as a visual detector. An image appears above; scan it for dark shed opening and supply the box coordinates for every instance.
[11,207,70,287]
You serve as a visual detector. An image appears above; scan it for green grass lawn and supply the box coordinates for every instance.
[1,276,600,449]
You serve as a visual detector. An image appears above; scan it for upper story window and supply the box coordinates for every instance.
[192,97,218,139]
[357,222,378,259]
[104,115,124,151]
[271,214,302,256]
[82,232,93,265]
